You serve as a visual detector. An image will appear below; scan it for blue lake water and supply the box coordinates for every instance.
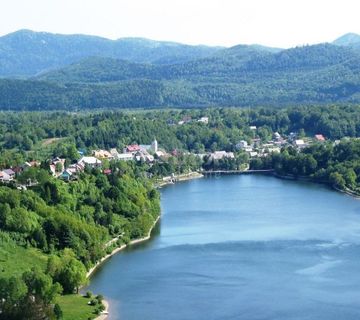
[86,175,360,320]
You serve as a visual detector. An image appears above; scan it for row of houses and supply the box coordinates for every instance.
[0,161,40,183]
[51,140,163,181]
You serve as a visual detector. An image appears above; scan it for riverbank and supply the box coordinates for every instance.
[156,171,204,187]
[87,215,160,278]
[273,172,360,199]
[86,214,160,319]
[94,299,109,320]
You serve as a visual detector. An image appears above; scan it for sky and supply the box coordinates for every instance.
[1,0,359,48]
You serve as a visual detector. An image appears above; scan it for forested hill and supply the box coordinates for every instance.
[0,29,223,77]
[1,30,360,110]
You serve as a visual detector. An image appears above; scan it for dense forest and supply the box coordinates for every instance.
[1,31,360,109]
[0,159,160,319]
[1,105,360,165]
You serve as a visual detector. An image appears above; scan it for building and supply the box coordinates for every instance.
[78,156,102,168]
[294,139,307,149]
[92,149,113,159]
[209,151,235,161]
[315,134,325,142]
[60,170,73,181]
[236,140,248,150]
[198,117,209,124]
[151,138,158,153]
[110,148,119,157]
[103,169,112,175]
[273,132,282,141]
[116,153,134,161]
[0,171,11,183]
[49,157,66,177]
[3,169,15,180]
[124,144,141,154]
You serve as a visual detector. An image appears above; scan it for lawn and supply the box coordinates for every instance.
[0,238,48,277]
[56,294,99,320]
[0,238,99,320]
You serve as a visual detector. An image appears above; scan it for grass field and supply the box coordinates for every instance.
[0,238,48,277]
[56,294,99,320]
[0,237,99,320]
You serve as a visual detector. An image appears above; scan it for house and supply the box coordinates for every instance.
[28,160,40,167]
[60,170,73,181]
[155,150,166,158]
[209,151,235,161]
[198,117,209,124]
[49,164,56,176]
[116,153,134,161]
[78,156,102,168]
[273,132,282,141]
[145,155,154,163]
[103,169,112,175]
[0,171,10,183]
[315,134,325,142]
[135,152,146,162]
[124,144,141,154]
[250,126,257,130]
[49,157,66,176]
[3,169,15,181]
[67,162,85,174]
[236,140,248,150]
[110,148,119,157]
[92,150,113,159]
[294,139,307,149]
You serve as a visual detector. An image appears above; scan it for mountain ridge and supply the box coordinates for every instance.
[1,30,360,109]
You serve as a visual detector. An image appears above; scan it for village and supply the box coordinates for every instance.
[0,123,328,187]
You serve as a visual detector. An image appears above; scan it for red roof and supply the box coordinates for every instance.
[103,169,112,175]
[126,144,141,152]
[315,134,325,141]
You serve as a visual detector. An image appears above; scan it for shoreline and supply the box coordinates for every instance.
[87,214,161,278]
[94,299,109,320]
[273,172,360,199]
[156,171,204,187]
[88,214,160,320]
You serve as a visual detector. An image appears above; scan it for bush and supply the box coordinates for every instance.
[85,291,93,298]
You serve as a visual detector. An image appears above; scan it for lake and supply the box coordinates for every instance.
[86,175,360,320]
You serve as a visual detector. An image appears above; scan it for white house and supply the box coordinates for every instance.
[209,151,235,160]
[294,139,307,149]
[116,153,134,161]
[198,117,209,124]
[78,156,102,168]
[0,171,11,182]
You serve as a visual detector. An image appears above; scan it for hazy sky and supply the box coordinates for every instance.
[1,0,359,48]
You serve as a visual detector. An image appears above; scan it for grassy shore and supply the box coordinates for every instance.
[56,294,99,320]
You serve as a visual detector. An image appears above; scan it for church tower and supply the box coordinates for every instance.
[151,138,158,153]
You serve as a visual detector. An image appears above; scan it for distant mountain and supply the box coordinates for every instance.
[1,31,360,110]
[1,42,357,110]
[0,29,223,77]
[38,43,359,83]
[333,33,360,47]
